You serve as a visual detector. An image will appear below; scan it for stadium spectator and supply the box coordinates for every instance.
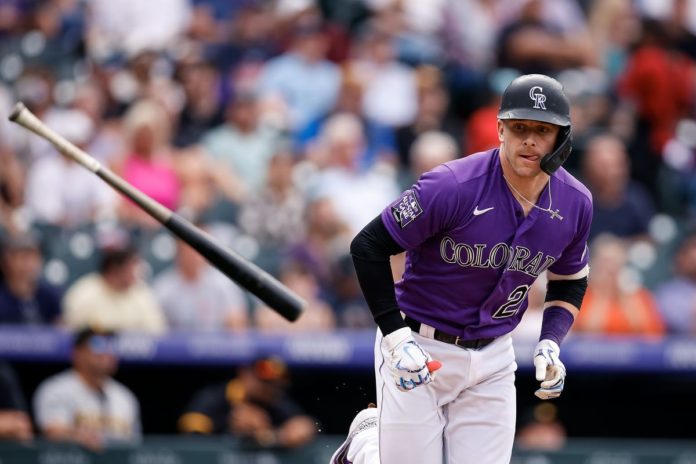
[581,133,656,241]
[201,91,282,194]
[618,18,695,158]
[573,234,665,336]
[0,232,61,325]
[297,64,396,170]
[70,79,127,166]
[62,241,166,334]
[0,149,25,235]
[115,99,181,230]
[24,109,117,228]
[0,361,34,442]
[464,69,519,156]
[8,71,58,166]
[154,237,248,331]
[306,112,400,235]
[178,356,316,448]
[406,131,459,187]
[515,403,567,451]
[347,25,418,129]
[85,0,191,63]
[285,197,352,299]
[327,251,373,329]
[174,146,245,222]
[172,59,225,148]
[394,66,461,174]
[256,18,341,135]
[239,149,306,248]
[33,328,141,450]
[496,0,595,75]
[254,261,336,332]
[586,0,641,82]
[654,231,696,334]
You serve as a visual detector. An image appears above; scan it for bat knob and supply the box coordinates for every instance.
[427,360,442,373]
[9,102,27,122]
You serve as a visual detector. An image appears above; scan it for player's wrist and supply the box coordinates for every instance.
[536,339,560,352]
[383,327,412,351]
[539,306,575,346]
[375,311,409,338]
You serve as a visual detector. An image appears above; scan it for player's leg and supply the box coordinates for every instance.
[443,335,517,464]
[374,332,459,463]
[330,404,379,464]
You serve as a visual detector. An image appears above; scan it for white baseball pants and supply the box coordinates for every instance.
[370,330,518,464]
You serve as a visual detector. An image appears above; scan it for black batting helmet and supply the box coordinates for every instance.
[497,74,572,174]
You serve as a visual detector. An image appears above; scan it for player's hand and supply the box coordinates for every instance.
[533,339,566,400]
[383,327,438,392]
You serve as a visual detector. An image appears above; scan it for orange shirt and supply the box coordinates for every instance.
[575,287,665,336]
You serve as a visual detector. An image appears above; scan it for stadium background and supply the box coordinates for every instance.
[1,0,696,461]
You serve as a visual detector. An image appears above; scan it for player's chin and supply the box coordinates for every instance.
[513,163,541,178]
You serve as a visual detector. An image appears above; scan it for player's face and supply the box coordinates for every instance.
[498,119,560,177]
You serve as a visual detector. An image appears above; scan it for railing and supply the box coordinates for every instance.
[0,326,693,372]
[1,437,696,464]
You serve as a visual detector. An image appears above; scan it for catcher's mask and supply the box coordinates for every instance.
[497,74,572,174]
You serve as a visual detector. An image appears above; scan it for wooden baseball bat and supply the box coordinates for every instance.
[9,102,305,322]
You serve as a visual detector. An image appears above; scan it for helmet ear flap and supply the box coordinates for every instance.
[540,126,572,175]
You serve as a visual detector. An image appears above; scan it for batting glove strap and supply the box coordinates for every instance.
[383,328,433,392]
[533,339,566,400]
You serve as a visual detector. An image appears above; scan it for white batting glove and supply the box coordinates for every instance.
[383,327,434,392]
[533,339,566,400]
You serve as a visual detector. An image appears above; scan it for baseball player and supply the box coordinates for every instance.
[331,74,592,464]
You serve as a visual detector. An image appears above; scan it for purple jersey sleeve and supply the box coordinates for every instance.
[381,165,462,250]
[548,195,593,279]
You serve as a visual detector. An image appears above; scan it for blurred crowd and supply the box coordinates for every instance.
[1,0,696,339]
[0,0,696,451]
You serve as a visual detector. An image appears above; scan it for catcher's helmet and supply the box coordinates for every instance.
[497,74,572,174]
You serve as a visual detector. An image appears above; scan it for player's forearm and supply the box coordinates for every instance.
[350,216,407,336]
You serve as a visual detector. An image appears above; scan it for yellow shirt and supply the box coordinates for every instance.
[63,273,166,334]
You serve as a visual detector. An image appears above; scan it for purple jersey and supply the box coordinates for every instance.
[381,149,592,340]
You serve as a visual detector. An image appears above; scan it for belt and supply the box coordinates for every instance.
[404,316,495,350]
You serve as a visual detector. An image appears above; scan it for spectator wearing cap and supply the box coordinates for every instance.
[62,242,166,334]
[32,328,141,451]
[179,356,316,449]
[0,232,62,325]
[24,109,117,228]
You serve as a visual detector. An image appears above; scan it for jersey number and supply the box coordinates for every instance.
[492,285,530,319]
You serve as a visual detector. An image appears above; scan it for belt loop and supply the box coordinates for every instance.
[421,323,435,339]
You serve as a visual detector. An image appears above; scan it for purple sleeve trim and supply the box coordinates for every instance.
[539,306,575,346]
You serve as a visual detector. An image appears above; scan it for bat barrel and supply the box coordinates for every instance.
[165,214,305,322]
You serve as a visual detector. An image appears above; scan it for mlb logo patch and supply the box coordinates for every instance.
[391,190,423,228]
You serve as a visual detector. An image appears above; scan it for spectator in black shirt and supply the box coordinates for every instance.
[0,232,62,325]
[178,356,316,449]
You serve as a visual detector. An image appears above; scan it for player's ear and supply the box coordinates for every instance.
[497,120,505,142]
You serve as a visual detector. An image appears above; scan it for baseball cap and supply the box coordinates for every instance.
[73,327,116,352]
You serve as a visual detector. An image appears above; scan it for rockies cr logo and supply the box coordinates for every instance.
[529,86,546,110]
